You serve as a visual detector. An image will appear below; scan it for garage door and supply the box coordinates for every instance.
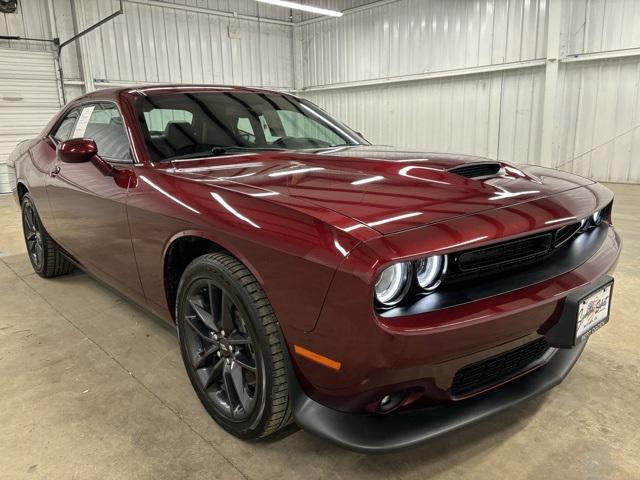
[0,48,62,193]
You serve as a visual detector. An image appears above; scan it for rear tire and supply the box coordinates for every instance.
[176,252,292,439]
[21,193,74,278]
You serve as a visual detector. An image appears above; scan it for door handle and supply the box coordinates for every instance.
[50,165,61,177]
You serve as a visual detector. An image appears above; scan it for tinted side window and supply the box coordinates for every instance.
[51,109,79,142]
[75,103,132,161]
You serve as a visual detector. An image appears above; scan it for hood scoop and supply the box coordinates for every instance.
[449,162,504,179]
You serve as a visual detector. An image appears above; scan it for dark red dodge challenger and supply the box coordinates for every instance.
[10,86,621,453]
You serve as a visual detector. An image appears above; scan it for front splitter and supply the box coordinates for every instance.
[290,340,586,454]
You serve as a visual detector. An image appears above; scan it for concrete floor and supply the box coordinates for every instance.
[0,184,639,480]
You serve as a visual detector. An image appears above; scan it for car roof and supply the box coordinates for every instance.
[76,84,291,101]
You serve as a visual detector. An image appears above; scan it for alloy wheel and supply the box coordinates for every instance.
[23,202,44,270]
[182,278,259,421]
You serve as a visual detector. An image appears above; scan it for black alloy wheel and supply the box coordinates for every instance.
[20,193,73,278]
[22,199,44,270]
[176,253,292,439]
[183,277,259,420]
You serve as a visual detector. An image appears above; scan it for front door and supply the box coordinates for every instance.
[45,102,143,299]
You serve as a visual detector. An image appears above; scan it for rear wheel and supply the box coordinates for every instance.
[176,252,292,439]
[21,193,73,278]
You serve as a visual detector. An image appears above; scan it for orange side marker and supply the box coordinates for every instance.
[294,345,341,371]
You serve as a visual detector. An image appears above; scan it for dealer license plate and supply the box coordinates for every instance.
[576,283,612,340]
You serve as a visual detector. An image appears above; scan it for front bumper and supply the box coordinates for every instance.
[290,222,620,411]
[291,339,585,454]
[290,270,616,453]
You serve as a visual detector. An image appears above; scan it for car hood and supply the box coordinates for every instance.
[162,146,594,235]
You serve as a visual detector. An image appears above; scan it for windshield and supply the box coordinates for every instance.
[134,91,368,162]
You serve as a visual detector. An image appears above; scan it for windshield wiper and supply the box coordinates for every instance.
[165,146,287,162]
[210,146,288,155]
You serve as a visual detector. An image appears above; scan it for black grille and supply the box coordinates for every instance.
[450,162,503,179]
[451,338,550,396]
[457,233,553,272]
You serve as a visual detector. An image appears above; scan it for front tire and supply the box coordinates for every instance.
[21,193,74,278]
[176,252,292,439]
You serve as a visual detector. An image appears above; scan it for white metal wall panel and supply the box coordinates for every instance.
[297,0,640,182]
[153,0,292,21]
[0,0,52,51]
[298,0,547,88]
[303,67,545,165]
[565,0,640,54]
[556,58,640,183]
[556,0,640,182]
[78,0,294,89]
[3,0,640,184]
[497,67,546,166]
[0,48,62,193]
[296,0,380,21]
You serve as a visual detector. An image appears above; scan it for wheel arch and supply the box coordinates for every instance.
[162,230,267,322]
[16,181,29,202]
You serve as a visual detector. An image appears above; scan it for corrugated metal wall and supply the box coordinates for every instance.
[296,0,549,171]
[295,0,379,21]
[304,66,545,164]
[297,0,640,183]
[298,0,546,86]
[149,0,292,21]
[1,0,295,92]
[78,0,293,89]
[0,0,296,192]
[557,58,640,183]
[0,48,62,193]
[556,0,640,183]
[565,0,640,54]
[2,0,640,183]
[0,0,52,50]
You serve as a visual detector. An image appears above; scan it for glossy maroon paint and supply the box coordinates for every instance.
[58,138,98,163]
[13,86,621,414]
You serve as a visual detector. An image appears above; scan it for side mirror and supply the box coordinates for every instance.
[57,138,97,163]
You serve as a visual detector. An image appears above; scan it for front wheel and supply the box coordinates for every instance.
[176,253,292,439]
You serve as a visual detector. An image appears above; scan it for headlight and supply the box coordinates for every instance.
[582,208,605,230]
[415,255,447,290]
[592,209,602,226]
[374,262,411,306]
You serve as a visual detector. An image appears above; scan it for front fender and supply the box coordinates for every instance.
[128,167,371,334]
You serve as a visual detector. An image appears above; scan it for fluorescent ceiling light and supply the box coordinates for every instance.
[256,0,343,17]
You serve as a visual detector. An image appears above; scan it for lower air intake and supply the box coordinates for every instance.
[451,337,550,397]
